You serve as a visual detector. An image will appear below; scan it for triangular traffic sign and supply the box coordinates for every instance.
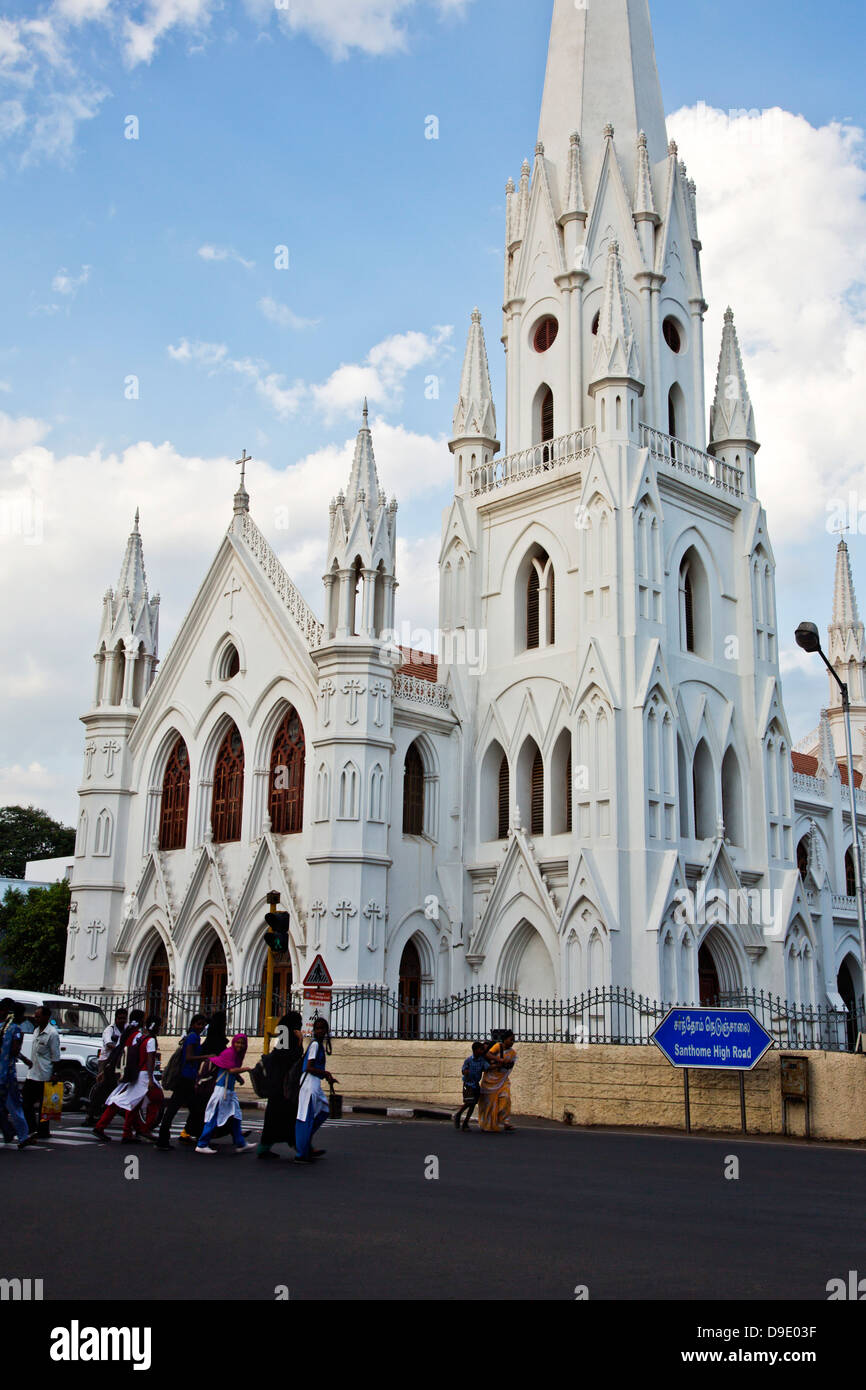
[302,954,333,988]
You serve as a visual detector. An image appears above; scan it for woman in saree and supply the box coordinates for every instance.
[477,1031,517,1133]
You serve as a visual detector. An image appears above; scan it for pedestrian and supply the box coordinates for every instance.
[257,1012,304,1161]
[294,1017,336,1164]
[93,1014,160,1143]
[477,1030,517,1133]
[85,1006,128,1125]
[0,999,36,1149]
[195,1033,253,1154]
[453,1040,490,1131]
[22,1004,61,1138]
[155,1013,209,1151]
[182,1009,228,1143]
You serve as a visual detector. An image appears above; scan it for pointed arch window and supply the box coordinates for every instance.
[498,755,510,840]
[338,763,359,820]
[541,387,554,443]
[565,749,572,833]
[527,569,540,650]
[370,764,385,822]
[269,707,305,835]
[315,764,330,821]
[211,723,244,843]
[797,837,809,882]
[530,749,544,837]
[846,848,857,897]
[403,743,425,836]
[159,737,189,851]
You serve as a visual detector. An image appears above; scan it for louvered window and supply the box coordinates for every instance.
[403,743,425,835]
[497,756,510,840]
[533,317,559,353]
[566,750,572,833]
[527,569,540,650]
[159,738,189,851]
[683,570,695,653]
[212,724,244,843]
[269,707,305,835]
[541,388,554,442]
[548,567,555,645]
[531,749,544,837]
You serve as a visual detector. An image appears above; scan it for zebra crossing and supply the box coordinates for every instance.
[3,1115,393,1150]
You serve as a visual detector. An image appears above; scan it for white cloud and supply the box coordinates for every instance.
[266,0,472,60]
[668,104,866,544]
[51,264,91,296]
[168,325,452,421]
[0,410,450,817]
[197,243,255,270]
[54,0,114,21]
[258,296,319,331]
[122,0,219,67]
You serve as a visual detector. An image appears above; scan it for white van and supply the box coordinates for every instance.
[3,990,109,1109]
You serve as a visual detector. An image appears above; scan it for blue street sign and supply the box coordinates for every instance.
[651,1007,774,1071]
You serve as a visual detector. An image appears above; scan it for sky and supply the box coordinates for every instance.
[0,0,865,825]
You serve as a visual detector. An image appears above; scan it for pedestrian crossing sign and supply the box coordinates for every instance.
[302,955,333,988]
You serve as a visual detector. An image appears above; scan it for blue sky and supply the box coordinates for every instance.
[1,0,865,821]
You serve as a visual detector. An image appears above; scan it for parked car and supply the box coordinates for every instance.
[4,990,108,1110]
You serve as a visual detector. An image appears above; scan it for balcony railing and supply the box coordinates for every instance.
[393,673,450,709]
[469,426,596,498]
[640,425,744,499]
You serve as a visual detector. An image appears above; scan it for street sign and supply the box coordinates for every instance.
[302,955,333,1035]
[651,1007,774,1071]
[302,955,333,988]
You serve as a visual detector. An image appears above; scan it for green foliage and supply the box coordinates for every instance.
[0,880,72,990]
[0,804,75,880]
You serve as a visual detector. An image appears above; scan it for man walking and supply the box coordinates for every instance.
[0,999,36,1149]
[22,1004,61,1138]
[86,1006,128,1126]
[156,1013,208,1151]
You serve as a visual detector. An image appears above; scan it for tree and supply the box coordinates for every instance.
[0,805,75,880]
[0,880,71,990]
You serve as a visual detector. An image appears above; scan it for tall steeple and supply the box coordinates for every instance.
[450,309,499,496]
[94,511,159,709]
[709,308,759,496]
[824,537,866,762]
[709,308,757,448]
[324,406,397,642]
[537,0,668,203]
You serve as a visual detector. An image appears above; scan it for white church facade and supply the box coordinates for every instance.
[56,0,865,1033]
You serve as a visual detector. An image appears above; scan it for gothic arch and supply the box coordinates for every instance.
[697,924,747,998]
[143,722,194,853]
[497,919,556,997]
[128,924,174,992]
[480,738,508,842]
[205,630,248,686]
[181,921,235,996]
[401,733,439,840]
[721,745,744,847]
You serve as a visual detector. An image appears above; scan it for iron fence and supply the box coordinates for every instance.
[50,982,864,1052]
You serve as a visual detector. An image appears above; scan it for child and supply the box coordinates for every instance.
[453,1041,489,1131]
[195,1033,252,1154]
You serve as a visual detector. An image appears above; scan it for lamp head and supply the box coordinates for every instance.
[795,622,821,655]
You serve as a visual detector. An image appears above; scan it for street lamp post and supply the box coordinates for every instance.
[795,621,866,1040]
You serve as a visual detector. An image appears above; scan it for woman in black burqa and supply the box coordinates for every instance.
[256,1011,304,1160]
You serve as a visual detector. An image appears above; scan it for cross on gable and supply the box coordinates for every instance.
[224,575,242,619]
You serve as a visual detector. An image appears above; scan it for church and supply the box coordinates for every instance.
[57,0,866,1034]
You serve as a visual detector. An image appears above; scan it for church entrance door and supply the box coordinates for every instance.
[200,939,228,1018]
[146,944,169,1022]
[398,940,422,1039]
[698,943,720,1006]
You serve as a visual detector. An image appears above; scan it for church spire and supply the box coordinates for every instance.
[831,535,861,631]
[345,400,382,523]
[116,507,149,609]
[452,309,498,444]
[537,0,668,203]
[710,308,757,448]
[590,241,641,384]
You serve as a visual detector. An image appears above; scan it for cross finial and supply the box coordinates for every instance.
[833,520,850,541]
[235,448,252,490]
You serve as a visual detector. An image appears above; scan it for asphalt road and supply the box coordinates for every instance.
[4,1115,864,1301]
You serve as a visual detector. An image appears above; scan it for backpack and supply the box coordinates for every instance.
[250,1056,270,1099]
[161,1043,185,1093]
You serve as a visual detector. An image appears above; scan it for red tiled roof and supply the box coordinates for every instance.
[397,646,438,682]
[791,749,862,787]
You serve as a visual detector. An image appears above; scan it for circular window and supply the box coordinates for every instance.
[533,316,559,353]
[591,310,600,336]
[663,317,683,353]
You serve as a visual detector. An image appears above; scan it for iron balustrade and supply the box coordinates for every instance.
[50,983,864,1051]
